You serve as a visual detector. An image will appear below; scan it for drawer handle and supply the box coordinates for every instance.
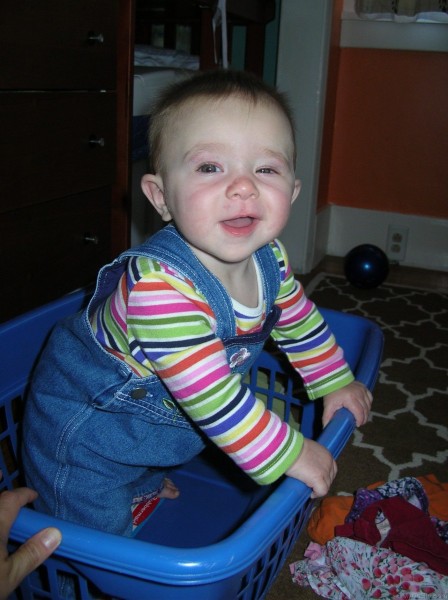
[87,31,105,44]
[84,234,99,245]
[89,135,105,148]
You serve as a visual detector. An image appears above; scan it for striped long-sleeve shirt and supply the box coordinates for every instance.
[91,239,354,484]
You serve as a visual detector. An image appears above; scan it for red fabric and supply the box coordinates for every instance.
[307,474,448,545]
[335,496,448,575]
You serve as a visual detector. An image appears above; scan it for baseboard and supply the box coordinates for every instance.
[315,206,448,272]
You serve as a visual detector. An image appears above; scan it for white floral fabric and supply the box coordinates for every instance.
[291,537,448,599]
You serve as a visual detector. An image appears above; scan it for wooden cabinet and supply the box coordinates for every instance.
[0,93,117,212]
[0,0,133,321]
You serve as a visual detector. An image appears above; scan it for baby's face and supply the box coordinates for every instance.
[154,95,300,273]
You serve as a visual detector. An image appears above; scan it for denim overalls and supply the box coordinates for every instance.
[23,225,281,535]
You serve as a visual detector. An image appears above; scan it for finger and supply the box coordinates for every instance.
[0,489,38,547]
[321,405,335,429]
[356,410,367,427]
[332,458,338,480]
[310,480,329,499]
[7,527,62,589]
[360,395,373,425]
[310,467,336,499]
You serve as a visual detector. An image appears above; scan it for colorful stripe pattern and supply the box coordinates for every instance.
[90,240,354,484]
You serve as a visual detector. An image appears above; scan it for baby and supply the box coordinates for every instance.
[23,69,372,536]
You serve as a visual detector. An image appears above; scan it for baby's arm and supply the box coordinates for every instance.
[322,381,373,428]
[269,243,373,429]
[285,438,337,498]
[284,380,372,498]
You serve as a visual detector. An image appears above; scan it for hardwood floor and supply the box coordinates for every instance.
[299,255,448,294]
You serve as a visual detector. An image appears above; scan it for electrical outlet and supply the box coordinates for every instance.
[386,226,409,262]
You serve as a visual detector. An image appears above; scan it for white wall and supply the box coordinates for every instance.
[341,0,448,51]
[276,1,333,274]
[316,207,448,271]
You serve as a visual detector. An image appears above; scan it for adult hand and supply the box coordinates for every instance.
[0,486,61,599]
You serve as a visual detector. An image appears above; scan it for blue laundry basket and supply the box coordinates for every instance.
[0,288,383,599]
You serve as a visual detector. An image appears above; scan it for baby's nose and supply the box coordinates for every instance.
[226,175,258,200]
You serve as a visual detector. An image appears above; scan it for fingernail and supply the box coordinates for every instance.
[41,528,62,550]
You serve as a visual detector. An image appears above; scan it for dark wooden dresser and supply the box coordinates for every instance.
[0,0,133,321]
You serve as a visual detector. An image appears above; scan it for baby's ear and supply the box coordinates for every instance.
[291,178,301,204]
[141,174,172,221]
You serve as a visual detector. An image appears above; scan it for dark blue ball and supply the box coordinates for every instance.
[344,244,389,289]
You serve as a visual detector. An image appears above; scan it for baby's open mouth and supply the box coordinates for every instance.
[222,217,254,228]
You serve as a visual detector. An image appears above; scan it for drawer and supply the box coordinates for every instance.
[0,92,116,213]
[0,188,112,322]
[0,0,117,90]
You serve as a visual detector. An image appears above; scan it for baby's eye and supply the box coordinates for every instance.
[197,163,221,173]
[257,167,279,174]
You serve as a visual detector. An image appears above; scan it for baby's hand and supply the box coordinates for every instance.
[322,381,373,428]
[285,439,337,498]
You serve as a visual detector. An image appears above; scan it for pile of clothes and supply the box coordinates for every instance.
[291,475,448,598]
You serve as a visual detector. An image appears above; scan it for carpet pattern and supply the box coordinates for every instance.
[307,273,448,487]
[266,273,448,599]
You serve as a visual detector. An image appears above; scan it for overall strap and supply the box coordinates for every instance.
[253,242,282,313]
[130,225,235,338]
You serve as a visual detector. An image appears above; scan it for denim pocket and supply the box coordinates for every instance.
[92,375,193,429]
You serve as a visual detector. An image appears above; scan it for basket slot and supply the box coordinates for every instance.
[235,497,314,600]
[246,358,308,433]
[7,542,98,600]
[0,395,23,491]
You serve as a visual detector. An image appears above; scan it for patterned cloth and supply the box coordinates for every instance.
[291,537,448,599]
[335,496,448,575]
[346,477,429,522]
[292,477,448,597]
[345,477,448,543]
[307,475,448,546]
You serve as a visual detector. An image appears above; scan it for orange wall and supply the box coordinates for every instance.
[319,44,448,219]
[318,0,342,212]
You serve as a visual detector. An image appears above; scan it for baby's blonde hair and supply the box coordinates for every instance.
[148,69,297,174]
